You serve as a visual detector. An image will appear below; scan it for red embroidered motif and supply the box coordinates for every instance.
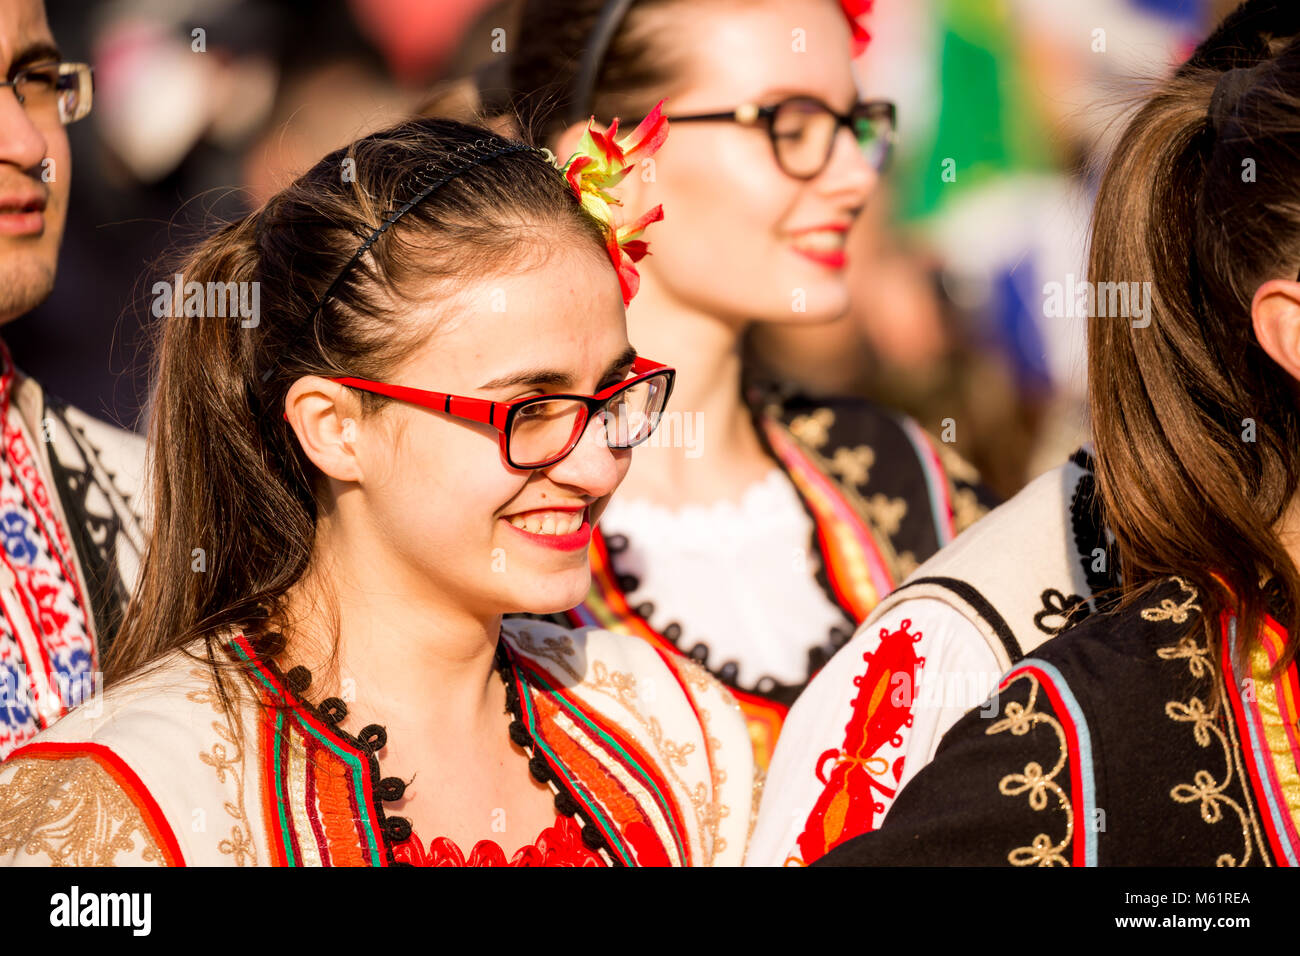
[795,619,924,864]
[0,345,95,756]
[392,814,606,867]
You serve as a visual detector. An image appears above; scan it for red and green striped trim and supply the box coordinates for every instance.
[503,643,690,866]
[231,635,388,867]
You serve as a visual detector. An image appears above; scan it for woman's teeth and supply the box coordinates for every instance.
[508,510,584,535]
[791,230,845,253]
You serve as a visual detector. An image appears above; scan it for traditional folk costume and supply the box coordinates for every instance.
[0,342,146,759]
[0,618,755,867]
[811,575,1300,866]
[560,388,996,770]
[747,448,1119,865]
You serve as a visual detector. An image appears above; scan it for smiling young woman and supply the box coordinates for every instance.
[0,118,753,867]
[493,0,997,770]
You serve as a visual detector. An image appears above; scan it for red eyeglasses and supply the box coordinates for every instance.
[330,356,676,469]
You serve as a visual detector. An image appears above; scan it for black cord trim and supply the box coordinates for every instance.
[890,575,1024,664]
[494,641,627,867]
[270,660,407,867]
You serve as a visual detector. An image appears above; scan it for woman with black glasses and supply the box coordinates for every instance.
[497,0,996,771]
[0,116,754,867]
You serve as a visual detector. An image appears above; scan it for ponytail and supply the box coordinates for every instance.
[1089,36,1300,669]
[106,213,315,682]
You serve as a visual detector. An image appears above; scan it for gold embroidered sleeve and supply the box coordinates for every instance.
[661,654,758,866]
[0,756,168,867]
[932,442,992,534]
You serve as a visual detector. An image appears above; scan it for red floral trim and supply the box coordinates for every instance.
[392,813,606,867]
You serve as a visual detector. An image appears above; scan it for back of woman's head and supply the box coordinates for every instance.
[505,0,686,147]
[106,118,607,682]
[1088,4,1300,665]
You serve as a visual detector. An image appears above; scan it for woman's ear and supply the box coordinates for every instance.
[1252,279,1300,383]
[284,376,366,483]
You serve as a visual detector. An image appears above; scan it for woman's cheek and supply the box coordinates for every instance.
[669,145,801,314]
[385,423,506,540]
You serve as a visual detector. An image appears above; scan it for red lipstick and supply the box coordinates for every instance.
[500,508,592,552]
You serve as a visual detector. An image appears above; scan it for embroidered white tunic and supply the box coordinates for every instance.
[0,619,755,867]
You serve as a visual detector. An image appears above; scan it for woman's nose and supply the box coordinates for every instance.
[542,410,625,497]
[819,122,878,203]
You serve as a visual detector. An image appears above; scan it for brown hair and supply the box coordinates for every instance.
[502,0,689,147]
[106,118,608,687]
[1087,31,1300,668]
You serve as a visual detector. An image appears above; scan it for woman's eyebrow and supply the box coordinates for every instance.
[476,346,638,391]
[600,345,639,380]
[477,367,573,390]
[7,42,62,78]
[751,87,857,110]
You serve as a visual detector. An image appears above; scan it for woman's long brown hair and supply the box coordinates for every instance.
[105,118,608,692]
[1088,29,1300,668]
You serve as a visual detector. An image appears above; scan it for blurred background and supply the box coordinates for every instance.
[18,0,1231,499]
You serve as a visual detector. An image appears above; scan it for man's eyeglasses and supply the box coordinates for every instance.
[665,97,896,180]
[1,61,93,126]
[331,356,676,470]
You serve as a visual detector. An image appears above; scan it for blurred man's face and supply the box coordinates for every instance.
[0,0,71,325]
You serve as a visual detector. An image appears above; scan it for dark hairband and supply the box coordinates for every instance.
[1208,62,1271,133]
[254,139,543,388]
[566,0,637,127]
[306,139,541,327]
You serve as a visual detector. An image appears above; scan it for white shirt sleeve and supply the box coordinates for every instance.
[744,597,1001,866]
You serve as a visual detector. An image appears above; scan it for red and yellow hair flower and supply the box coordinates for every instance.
[840,0,873,57]
[556,100,669,305]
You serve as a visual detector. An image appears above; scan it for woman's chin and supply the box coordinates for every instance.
[749,281,851,325]
[505,568,593,617]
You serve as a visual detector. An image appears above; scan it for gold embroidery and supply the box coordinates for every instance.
[788,408,835,450]
[1141,577,1202,624]
[1153,584,1268,867]
[0,756,165,866]
[1156,634,1212,679]
[586,657,726,862]
[951,486,986,535]
[987,674,1073,866]
[1241,636,1300,839]
[508,628,581,683]
[863,492,908,539]
[828,445,875,486]
[932,440,981,485]
[748,763,765,850]
[670,652,716,695]
[187,665,257,866]
[895,551,919,580]
[1217,655,1272,866]
[667,653,737,863]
